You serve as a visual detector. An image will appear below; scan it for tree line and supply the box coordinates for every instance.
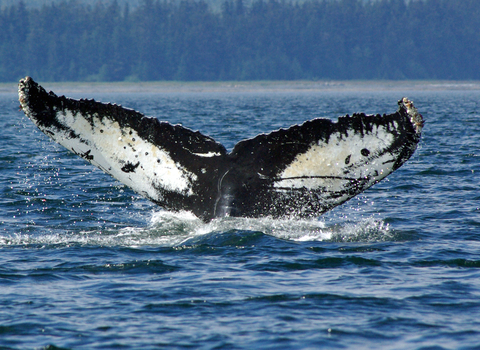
[1,0,478,82]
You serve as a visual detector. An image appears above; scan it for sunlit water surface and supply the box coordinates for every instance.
[1,83,479,349]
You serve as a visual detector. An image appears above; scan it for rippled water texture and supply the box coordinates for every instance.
[1,82,479,349]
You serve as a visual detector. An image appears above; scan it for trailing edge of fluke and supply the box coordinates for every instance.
[19,77,424,222]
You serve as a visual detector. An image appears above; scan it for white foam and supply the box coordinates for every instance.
[0,211,392,248]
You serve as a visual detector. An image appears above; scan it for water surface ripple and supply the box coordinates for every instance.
[1,84,479,349]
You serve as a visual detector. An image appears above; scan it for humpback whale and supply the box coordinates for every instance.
[18,77,424,222]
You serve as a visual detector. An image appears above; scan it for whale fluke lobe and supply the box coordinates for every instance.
[19,77,423,221]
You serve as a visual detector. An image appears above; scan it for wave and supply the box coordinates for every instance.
[0,210,396,248]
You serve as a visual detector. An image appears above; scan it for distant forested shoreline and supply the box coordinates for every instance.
[1,0,478,82]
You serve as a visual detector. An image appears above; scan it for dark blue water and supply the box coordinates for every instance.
[1,83,479,349]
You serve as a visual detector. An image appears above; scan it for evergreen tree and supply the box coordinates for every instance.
[0,0,478,82]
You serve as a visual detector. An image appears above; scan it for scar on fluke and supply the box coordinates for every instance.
[18,77,423,222]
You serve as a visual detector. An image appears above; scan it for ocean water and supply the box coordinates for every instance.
[1,82,479,349]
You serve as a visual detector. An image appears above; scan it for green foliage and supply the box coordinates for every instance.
[1,0,478,82]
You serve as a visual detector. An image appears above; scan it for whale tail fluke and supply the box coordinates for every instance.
[216,99,422,218]
[19,77,423,221]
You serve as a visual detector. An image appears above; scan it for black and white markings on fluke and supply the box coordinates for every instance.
[121,161,140,173]
[361,148,370,157]
[18,77,424,222]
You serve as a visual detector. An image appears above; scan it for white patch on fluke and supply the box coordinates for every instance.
[275,122,397,195]
[42,109,197,200]
[192,151,222,157]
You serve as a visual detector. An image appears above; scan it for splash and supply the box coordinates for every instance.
[0,210,394,248]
